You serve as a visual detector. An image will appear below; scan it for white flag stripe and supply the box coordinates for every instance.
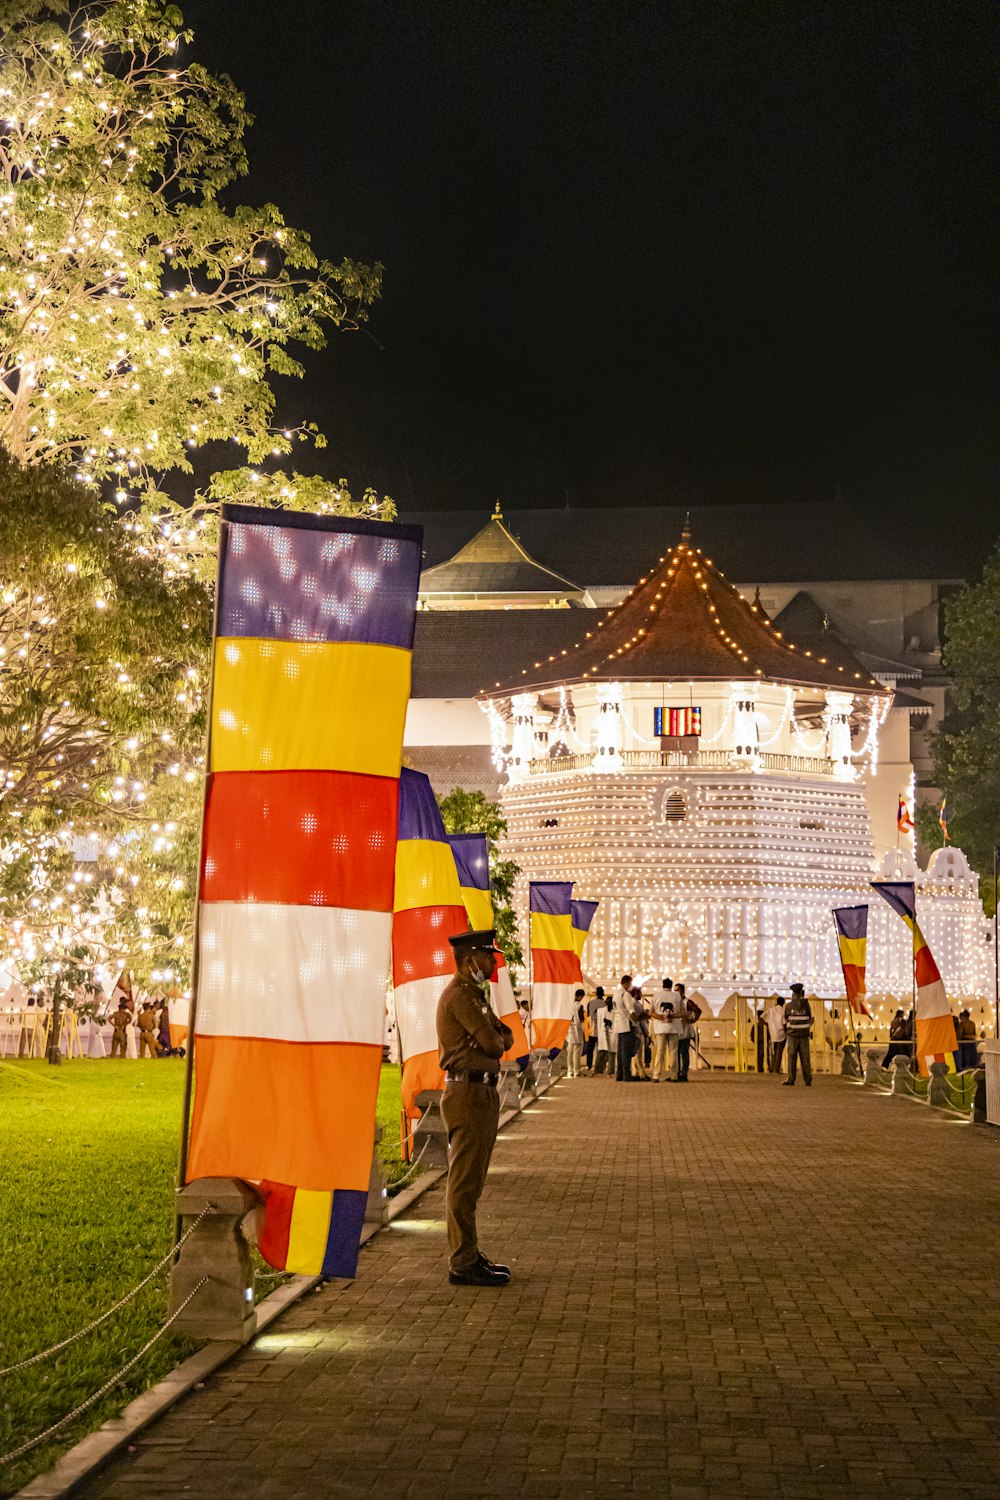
[394,973,442,1064]
[531,980,576,1021]
[197,902,391,1044]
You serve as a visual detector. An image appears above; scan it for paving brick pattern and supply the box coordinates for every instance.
[77,1075,1000,1499]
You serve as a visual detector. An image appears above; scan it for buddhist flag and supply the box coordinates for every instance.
[570,899,600,982]
[393,772,468,1134]
[529,880,577,1055]
[186,503,421,1281]
[447,834,494,929]
[448,833,530,1067]
[832,905,870,1017]
[871,880,958,1075]
[939,796,949,843]
[897,795,914,834]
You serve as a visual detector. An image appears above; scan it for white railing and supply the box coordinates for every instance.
[528,748,834,776]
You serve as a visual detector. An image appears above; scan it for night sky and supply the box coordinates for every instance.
[180,1,997,563]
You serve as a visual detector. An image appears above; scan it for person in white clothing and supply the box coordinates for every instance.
[566,989,585,1076]
[611,975,636,1082]
[762,996,786,1073]
[650,978,675,1081]
[663,985,686,1080]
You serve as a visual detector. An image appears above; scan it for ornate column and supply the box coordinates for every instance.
[594,683,623,771]
[508,692,535,783]
[730,686,759,768]
[825,691,856,782]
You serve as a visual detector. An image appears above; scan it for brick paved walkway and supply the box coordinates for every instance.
[77,1074,1000,1500]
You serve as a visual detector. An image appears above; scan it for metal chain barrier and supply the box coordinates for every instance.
[0,1277,208,1471]
[387,1139,431,1192]
[0,1205,216,1379]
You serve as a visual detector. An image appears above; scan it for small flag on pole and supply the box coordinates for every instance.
[447,833,530,1067]
[897,795,914,834]
[529,880,577,1055]
[570,899,600,982]
[832,906,870,1016]
[938,796,949,843]
[393,771,468,1135]
[870,880,958,1074]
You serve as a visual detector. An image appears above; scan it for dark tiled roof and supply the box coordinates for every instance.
[411,610,584,697]
[420,511,582,596]
[772,592,909,682]
[484,533,888,696]
[402,504,971,585]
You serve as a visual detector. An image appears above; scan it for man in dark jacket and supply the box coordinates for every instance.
[782,983,813,1087]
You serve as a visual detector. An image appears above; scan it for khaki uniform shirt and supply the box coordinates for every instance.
[437,974,508,1074]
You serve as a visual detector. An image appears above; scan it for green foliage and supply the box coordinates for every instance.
[0,452,208,982]
[0,1059,412,1489]
[436,787,523,980]
[0,0,380,503]
[924,542,1000,915]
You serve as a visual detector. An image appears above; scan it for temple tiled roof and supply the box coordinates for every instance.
[484,530,889,697]
[419,506,584,598]
[771,592,911,682]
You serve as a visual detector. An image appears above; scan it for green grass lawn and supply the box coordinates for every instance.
[0,1057,409,1491]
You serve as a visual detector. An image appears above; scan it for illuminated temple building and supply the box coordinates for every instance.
[405,507,992,1009]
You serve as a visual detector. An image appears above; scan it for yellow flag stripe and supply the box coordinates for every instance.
[285,1188,333,1274]
[393,840,464,913]
[837,936,867,967]
[531,912,574,952]
[460,887,494,929]
[212,638,410,778]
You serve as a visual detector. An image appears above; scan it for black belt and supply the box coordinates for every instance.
[446,1071,498,1086]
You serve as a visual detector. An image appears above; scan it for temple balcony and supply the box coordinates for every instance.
[526,747,835,777]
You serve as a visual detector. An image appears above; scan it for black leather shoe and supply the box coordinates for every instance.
[449,1262,509,1287]
[477,1252,511,1277]
[782,1080,795,1086]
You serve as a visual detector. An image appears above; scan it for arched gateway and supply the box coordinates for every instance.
[480,526,991,1008]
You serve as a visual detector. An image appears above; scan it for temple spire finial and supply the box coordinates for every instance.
[681,510,692,541]
[493,500,503,519]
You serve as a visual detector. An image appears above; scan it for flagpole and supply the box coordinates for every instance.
[174,518,226,1247]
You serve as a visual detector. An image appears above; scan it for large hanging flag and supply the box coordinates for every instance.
[832,905,871,1017]
[529,880,577,1055]
[871,880,958,1075]
[448,833,530,1067]
[897,795,914,834]
[570,899,600,982]
[186,503,421,1280]
[393,771,468,1134]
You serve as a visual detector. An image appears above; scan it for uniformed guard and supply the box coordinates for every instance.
[437,928,514,1286]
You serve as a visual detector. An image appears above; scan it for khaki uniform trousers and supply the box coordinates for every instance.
[440,1081,500,1273]
[138,1030,161,1058]
[110,1031,128,1058]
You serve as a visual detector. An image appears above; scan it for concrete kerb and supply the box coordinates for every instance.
[14,1074,555,1500]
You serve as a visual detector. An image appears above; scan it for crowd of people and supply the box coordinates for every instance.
[561,977,828,1087]
[562,976,704,1082]
[9,991,183,1058]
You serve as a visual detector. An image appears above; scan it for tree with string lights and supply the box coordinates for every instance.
[0,0,380,507]
[0,2,395,998]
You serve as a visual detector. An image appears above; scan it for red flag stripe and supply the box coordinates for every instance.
[391,904,469,986]
[201,769,398,911]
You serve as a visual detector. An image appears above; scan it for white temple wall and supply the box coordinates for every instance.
[403,697,490,747]
[503,769,993,1008]
[863,707,916,863]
